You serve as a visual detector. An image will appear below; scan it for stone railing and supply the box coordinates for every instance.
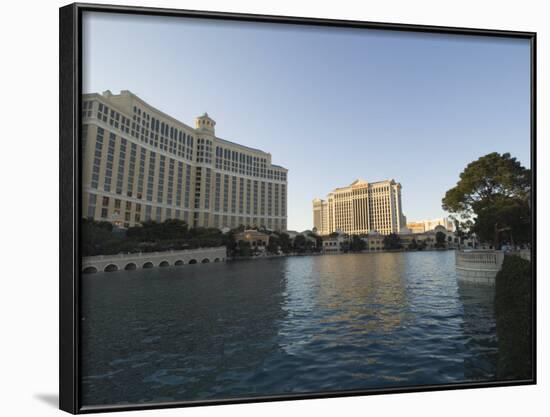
[82,246,227,273]
[456,250,504,268]
[84,247,224,263]
[455,250,505,286]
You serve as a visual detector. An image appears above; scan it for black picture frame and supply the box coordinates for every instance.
[59,3,537,414]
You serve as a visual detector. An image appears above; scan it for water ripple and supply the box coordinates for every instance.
[81,251,498,406]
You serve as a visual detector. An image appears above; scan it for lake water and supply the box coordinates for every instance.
[81,250,498,406]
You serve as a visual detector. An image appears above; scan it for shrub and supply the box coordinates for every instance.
[494,255,533,380]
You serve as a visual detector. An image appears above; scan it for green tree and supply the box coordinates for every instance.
[350,235,366,252]
[81,219,118,256]
[495,256,532,379]
[267,235,280,254]
[435,231,447,248]
[235,240,251,257]
[278,233,292,254]
[307,232,323,252]
[383,233,402,250]
[452,218,467,248]
[293,235,307,253]
[472,195,531,248]
[442,152,530,249]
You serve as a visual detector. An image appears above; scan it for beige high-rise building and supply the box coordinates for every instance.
[313,179,406,236]
[81,90,288,231]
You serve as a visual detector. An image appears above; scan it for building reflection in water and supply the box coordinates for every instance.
[279,253,409,352]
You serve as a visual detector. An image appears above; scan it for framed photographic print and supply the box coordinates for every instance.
[59,3,536,414]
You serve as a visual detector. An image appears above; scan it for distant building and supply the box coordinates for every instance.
[406,221,426,234]
[322,231,349,254]
[235,230,270,249]
[406,217,455,233]
[399,225,457,249]
[363,231,384,251]
[313,179,407,236]
[81,90,288,230]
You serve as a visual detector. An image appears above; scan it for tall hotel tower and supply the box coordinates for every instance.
[81,90,288,230]
[313,179,406,236]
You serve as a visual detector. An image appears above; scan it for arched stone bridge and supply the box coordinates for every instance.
[82,247,227,273]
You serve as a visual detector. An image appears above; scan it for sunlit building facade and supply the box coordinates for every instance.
[406,217,455,233]
[313,179,406,236]
[81,90,288,230]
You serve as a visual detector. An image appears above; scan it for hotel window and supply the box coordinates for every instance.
[103,133,116,192]
[214,173,221,211]
[223,175,229,212]
[155,207,162,222]
[116,138,126,194]
[146,152,156,202]
[91,129,104,189]
[87,193,97,219]
[231,176,237,213]
[157,156,165,203]
[281,185,286,216]
[176,162,183,207]
[239,178,244,214]
[167,159,174,205]
[267,183,272,216]
[274,184,279,216]
[246,179,251,214]
[253,181,258,215]
[101,208,108,218]
[127,143,137,197]
[184,165,191,208]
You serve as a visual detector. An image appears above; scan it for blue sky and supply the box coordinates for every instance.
[83,12,531,231]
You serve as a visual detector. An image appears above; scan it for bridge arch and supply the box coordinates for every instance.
[188,259,197,264]
[159,260,170,267]
[214,258,220,263]
[104,264,118,272]
[83,266,98,274]
[174,260,184,266]
[201,258,210,264]
[143,261,154,269]
[124,263,137,271]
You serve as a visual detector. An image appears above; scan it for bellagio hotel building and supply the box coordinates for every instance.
[313,179,406,236]
[81,90,288,231]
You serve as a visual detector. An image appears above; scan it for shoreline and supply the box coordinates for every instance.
[228,247,456,262]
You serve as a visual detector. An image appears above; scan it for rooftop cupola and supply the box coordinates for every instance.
[195,112,216,134]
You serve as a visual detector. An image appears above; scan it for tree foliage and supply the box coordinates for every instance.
[495,255,532,380]
[435,231,447,248]
[350,235,367,252]
[383,233,402,250]
[442,152,531,247]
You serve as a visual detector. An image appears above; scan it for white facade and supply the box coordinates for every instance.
[313,179,406,236]
[81,90,288,231]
